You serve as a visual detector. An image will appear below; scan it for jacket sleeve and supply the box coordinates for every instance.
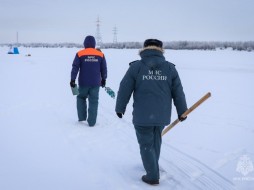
[100,55,107,80]
[71,53,80,81]
[115,65,136,114]
[171,66,188,116]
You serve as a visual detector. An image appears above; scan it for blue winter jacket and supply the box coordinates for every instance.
[115,47,187,126]
[71,38,107,87]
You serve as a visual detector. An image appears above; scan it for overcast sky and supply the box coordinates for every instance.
[1,0,254,43]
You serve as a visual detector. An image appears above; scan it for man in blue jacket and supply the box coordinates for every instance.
[70,35,107,126]
[115,39,187,185]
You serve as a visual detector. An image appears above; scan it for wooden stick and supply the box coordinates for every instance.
[162,92,211,136]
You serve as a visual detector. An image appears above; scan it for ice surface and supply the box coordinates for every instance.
[0,47,253,189]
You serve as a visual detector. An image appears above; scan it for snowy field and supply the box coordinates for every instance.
[0,47,254,190]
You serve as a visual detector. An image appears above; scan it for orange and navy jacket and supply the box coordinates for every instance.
[71,48,107,87]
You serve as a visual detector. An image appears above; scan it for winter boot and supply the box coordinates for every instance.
[141,175,159,185]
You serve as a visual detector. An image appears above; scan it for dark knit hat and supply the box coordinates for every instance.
[144,39,163,48]
[84,35,96,48]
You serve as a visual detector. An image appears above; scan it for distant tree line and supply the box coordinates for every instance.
[101,41,254,51]
[1,41,254,51]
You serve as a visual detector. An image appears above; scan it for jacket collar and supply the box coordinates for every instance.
[139,46,164,55]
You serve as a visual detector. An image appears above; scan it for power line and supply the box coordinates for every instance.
[113,26,118,43]
[95,16,102,47]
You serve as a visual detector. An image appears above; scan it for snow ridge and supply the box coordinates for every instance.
[160,143,236,189]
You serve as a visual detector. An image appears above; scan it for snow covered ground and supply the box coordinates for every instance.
[0,47,254,190]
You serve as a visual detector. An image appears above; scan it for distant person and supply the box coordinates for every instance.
[70,35,107,126]
[115,39,187,185]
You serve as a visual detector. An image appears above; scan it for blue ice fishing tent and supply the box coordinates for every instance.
[13,47,19,54]
[8,46,19,54]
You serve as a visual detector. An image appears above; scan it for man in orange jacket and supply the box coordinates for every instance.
[70,35,107,126]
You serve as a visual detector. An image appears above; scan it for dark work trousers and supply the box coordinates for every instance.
[77,87,100,126]
[134,125,165,180]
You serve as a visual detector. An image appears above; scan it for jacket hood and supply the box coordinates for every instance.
[84,36,96,48]
[139,46,165,69]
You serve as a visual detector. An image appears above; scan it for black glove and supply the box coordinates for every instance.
[116,112,123,118]
[178,115,187,122]
[70,80,76,88]
[101,79,106,88]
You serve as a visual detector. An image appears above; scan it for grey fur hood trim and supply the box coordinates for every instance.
[139,46,164,55]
